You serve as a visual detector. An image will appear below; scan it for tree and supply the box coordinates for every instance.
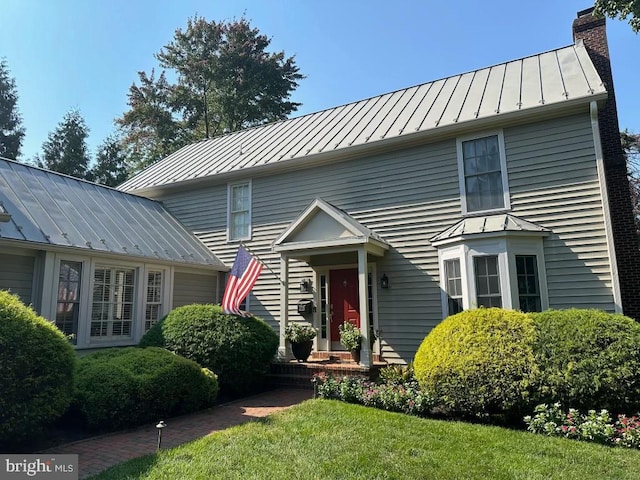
[89,134,129,187]
[37,110,91,179]
[622,130,640,231]
[0,59,25,160]
[595,0,640,32]
[118,16,304,171]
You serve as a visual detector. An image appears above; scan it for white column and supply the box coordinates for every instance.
[279,255,291,361]
[357,247,371,367]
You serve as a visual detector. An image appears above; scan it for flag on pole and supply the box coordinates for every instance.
[222,245,263,315]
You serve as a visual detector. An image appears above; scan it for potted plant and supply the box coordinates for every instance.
[338,321,363,363]
[285,322,317,362]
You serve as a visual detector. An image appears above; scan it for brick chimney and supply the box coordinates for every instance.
[573,8,640,320]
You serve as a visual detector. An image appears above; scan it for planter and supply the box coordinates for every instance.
[350,348,361,364]
[291,340,313,362]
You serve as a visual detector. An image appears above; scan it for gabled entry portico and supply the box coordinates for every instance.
[273,199,389,367]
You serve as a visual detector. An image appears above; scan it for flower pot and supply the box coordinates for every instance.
[350,348,361,364]
[291,340,313,362]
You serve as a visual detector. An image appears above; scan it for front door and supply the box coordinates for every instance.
[329,268,360,347]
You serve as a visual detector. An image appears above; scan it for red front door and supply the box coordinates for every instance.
[329,268,360,343]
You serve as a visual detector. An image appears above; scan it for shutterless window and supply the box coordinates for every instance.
[444,259,463,315]
[516,255,542,312]
[91,267,135,338]
[229,183,250,240]
[56,261,82,342]
[474,256,502,308]
[462,135,505,212]
[145,271,163,331]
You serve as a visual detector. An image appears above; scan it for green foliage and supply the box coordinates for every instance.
[36,109,91,178]
[530,308,640,413]
[140,304,279,395]
[0,59,25,160]
[74,347,218,431]
[413,308,538,418]
[284,322,317,343]
[338,321,362,351]
[595,0,640,32]
[0,290,75,445]
[378,362,415,385]
[138,315,166,348]
[88,134,130,186]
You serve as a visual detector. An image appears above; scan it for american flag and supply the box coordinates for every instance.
[221,245,263,315]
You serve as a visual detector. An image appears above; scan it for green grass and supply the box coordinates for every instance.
[90,400,640,480]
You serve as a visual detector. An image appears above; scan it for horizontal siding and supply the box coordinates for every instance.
[173,271,219,307]
[157,112,614,362]
[0,253,35,305]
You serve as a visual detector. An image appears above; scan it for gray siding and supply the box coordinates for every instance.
[156,112,614,362]
[0,253,35,305]
[173,271,219,307]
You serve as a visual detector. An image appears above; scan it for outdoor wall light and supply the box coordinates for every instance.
[300,278,312,293]
[156,420,167,450]
[380,274,389,289]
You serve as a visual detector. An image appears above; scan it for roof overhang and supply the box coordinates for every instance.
[273,198,389,259]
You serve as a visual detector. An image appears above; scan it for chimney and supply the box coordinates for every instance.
[573,8,640,320]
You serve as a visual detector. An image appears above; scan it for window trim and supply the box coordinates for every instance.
[227,180,252,242]
[456,130,511,216]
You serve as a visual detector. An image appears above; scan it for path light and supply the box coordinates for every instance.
[156,421,167,450]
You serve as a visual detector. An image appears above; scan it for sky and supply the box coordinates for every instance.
[2,0,639,163]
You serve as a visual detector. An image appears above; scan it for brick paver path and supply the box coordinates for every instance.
[45,387,312,479]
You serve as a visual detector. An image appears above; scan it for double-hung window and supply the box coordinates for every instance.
[91,266,135,338]
[56,261,82,342]
[228,181,251,241]
[458,132,510,214]
[145,270,163,331]
[444,259,463,315]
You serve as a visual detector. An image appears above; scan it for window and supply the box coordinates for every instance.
[229,182,251,240]
[444,259,463,315]
[145,271,163,331]
[458,133,509,213]
[474,256,502,308]
[91,266,135,338]
[516,255,541,312]
[56,261,82,341]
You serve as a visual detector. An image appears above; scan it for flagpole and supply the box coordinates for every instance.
[240,242,286,286]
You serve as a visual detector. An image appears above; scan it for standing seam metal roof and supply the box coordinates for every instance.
[0,158,225,268]
[119,41,605,192]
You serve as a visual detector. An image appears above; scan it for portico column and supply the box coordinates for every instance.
[279,254,291,360]
[357,247,371,367]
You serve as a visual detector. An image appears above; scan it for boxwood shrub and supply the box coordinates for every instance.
[139,304,279,395]
[413,308,538,418]
[530,308,640,413]
[74,347,218,431]
[0,290,76,446]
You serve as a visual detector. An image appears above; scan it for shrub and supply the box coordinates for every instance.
[0,290,76,446]
[530,308,640,413]
[74,347,218,431]
[140,304,279,395]
[413,308,538,418]
[138,315,167,347]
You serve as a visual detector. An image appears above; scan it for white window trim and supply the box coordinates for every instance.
[438,237,548,317]
[456,130,511,216]
[227,180,252,242]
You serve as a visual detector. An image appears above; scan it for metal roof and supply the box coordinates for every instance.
[0,158,225,268]
[430,214,551,246]
[119,40,606,193]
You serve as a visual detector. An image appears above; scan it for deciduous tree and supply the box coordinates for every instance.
[0,59,25,160]
[621,130,640,232]
[595,0,640,32]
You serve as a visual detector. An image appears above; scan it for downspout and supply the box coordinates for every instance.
[590,101,622,312]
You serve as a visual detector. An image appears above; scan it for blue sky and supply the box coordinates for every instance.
[2,0,638,162]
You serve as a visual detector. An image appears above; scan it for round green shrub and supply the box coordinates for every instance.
[0,290,76,445]
[530,308,640,413]
[74,347,218,431]
[413,308,538,418]
[140,304,279,395]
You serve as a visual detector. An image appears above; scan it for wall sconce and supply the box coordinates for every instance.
[300,278,312,293]
[380,274,389,289]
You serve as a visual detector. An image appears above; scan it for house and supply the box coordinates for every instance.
[0,159,226,349]
[2,9,637,365]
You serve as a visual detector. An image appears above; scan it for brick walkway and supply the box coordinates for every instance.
[44,387,312,479]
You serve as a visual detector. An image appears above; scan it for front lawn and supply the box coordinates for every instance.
[91,399,640,479]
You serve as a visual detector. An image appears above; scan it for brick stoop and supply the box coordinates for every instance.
[269,352,387,388]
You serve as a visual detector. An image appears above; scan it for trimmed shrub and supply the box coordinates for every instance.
[138,315,166,348]
[0,290,75,445]
[74,347,218,431]
[139,304,279,395]
[413,308,538,418]
[530,308,640,413]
